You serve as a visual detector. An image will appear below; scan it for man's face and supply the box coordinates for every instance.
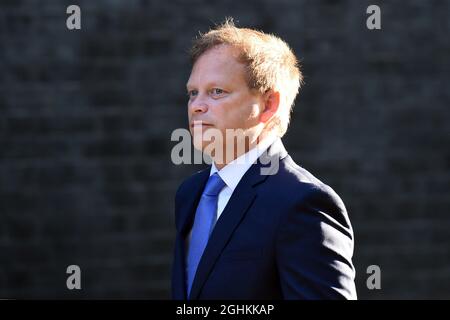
[186,45,265,162]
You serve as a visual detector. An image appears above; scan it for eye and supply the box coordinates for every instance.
[210,88,225,96]
[187,90,198,98]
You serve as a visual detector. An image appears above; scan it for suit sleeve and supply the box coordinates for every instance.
[275,185,357,299]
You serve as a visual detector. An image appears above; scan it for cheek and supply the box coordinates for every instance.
[248,103,261,119]
[214,95,260,127]
[236,100,261,125]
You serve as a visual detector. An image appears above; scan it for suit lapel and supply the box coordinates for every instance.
[173,168,210,300]
[188,175,258,299]
[177,169,211,235]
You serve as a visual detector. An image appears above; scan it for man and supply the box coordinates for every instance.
[172,19,357,300]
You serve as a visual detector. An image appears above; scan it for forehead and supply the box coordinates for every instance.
[187,45,247,87]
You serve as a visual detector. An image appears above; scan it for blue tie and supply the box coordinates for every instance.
[186,172,226,297]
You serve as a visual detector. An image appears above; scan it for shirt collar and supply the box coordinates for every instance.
[210,133,277,192]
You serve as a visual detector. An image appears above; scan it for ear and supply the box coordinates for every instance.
[259,90,280,123]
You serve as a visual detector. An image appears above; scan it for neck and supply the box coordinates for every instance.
[213,131,275,170]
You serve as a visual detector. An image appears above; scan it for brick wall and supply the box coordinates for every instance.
[1,0,449,298]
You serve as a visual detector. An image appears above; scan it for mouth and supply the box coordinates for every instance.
[190,121,213,128]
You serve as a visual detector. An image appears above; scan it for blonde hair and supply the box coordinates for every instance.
[190,18,303,137]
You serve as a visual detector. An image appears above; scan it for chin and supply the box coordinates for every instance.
[190,132,207,150]
[192,136,226,161]
[192,138,206,152]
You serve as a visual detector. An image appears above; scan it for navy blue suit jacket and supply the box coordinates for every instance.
[172,138,356,299]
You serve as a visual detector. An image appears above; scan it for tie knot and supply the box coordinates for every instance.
[203,173,226,196]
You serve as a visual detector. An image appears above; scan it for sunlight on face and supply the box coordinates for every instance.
[186,45,265,163]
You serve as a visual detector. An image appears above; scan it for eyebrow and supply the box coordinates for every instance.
[186,82,223,91]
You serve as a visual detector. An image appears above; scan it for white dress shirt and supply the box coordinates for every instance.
[209,133,277,223]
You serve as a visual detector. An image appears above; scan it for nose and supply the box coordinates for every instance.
[189,96,208,114]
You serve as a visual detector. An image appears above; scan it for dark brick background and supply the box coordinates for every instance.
[0,0,449,299]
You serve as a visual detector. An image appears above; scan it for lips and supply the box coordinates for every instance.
[190,121,213,128]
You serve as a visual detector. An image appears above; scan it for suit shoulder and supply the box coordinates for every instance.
[275,156,350,227]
